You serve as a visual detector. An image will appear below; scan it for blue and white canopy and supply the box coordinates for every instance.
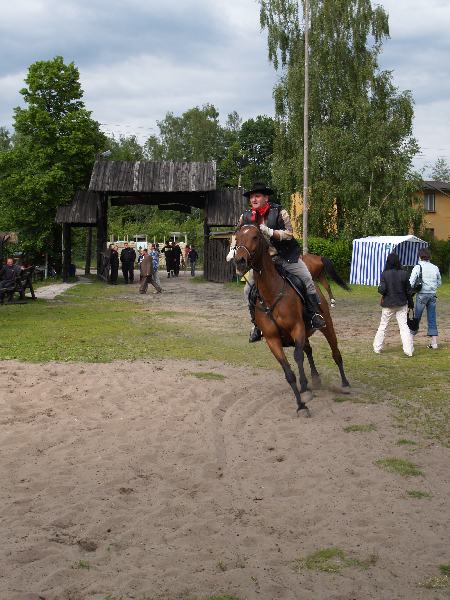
[350,235,428,286]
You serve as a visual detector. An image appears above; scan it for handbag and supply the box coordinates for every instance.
[412,265,423,292]
[407,308,419,333]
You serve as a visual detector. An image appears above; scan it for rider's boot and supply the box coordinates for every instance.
[248,301,262,343]
[306,294,326,330]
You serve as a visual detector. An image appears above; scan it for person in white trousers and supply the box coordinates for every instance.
[373,253,415,357]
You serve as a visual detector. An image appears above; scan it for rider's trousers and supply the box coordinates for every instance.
[244,257,317,302]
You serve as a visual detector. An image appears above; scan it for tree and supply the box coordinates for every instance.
[430,157,450,183]
[0,127,12,151]
[0,56,106,257]
[259,0,421,238]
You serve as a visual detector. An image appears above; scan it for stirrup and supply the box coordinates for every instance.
[311,313,326,330]
[249,326,262,343]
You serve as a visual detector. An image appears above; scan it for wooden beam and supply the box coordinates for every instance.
[62,224,72,282]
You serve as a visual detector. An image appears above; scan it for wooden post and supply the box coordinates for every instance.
[96,194,108,280]
[203,218,210,280]
[85,227,93,275]
[302,0,310,254]
[62,224,72,282]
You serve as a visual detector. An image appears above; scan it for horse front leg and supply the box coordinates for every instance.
[264,335,310,416]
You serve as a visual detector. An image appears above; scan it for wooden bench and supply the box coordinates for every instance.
[0,266,37,304]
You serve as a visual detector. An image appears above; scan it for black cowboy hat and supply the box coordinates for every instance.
[243,182,274,198]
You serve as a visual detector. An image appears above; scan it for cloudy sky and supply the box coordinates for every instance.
[1,0,448,175]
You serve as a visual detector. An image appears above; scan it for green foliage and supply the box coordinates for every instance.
[299,236,352,278]
[428,238,450,274]
[0,56,106,259]
[259,0,422,239]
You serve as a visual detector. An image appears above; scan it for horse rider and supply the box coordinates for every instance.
[233,182,326,342]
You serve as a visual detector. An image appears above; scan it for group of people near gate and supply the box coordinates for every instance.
[230,182,442,353]
[107,241,199,292]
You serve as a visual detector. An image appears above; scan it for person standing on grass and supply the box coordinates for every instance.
[409,248,441,349]
[373,252,415,357]
[120,242,136,284]
[187,245,198,277]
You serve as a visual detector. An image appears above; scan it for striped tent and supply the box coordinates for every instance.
[350,235,428,286]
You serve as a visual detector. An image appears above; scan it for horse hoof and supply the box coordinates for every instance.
[297,406,311,418]
[301,390,314,404]
[340,385,351,395]
[330,299,336,308]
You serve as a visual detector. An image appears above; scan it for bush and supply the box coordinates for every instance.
[428,239,450,274]
[298,237,352,279]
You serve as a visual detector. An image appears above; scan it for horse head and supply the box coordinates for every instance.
[234,224,267,275]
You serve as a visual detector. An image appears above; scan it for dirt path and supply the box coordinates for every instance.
[0,275,449,600]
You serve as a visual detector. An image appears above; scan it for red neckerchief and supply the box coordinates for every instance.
[251,202,270,222]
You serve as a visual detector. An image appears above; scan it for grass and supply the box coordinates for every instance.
[396,439,417,446]
[72,559,90,570]
[294,547,378,573]
[343,423,376,433]
[376,458,423,477]
[418,575,450,590]
[406,490,432,499]
[189,372,226,381]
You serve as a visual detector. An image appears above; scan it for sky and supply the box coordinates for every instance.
[1,0,449,176]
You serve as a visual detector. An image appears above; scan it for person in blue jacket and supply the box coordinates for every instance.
[409,248,442,349]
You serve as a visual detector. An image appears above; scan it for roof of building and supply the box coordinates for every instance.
[55,190,99,225]
[353,235,426,244]
[422,180,450,192]
[89,160,216,194]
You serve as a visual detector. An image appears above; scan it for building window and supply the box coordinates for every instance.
[425,228,435,239]
[424,193,435,212]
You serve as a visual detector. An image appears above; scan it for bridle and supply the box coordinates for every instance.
[234,224,260,270]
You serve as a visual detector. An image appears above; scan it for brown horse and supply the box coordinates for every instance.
[302,254,350,307]
[234,224,350,415]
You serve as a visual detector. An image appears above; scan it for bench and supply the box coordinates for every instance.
[0,266,37,304]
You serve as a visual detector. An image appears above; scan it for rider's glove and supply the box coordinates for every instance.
[259,224,274,238]
[226,246,235,262]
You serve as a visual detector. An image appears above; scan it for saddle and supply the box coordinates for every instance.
[248,262,313,346]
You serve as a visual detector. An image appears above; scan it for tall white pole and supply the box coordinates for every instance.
[302,0,310,254]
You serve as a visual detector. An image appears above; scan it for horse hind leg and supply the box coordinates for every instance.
[304,339,321,388]
[320,317,350,389]
[265,335,310,416]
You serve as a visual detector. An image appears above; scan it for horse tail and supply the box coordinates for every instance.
[322,257,351,291]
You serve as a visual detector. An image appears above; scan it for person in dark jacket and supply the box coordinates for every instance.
[109,244,119,285]
[187,245,199,277]
[162,242,174,278]
[0,257,22,303]
[172,242,182,277]
[120,242,136,284]
[373,252,414,357]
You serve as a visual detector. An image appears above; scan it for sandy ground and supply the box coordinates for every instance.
[1,274,449,600]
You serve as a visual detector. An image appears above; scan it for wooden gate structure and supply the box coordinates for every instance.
[55,160,247,282]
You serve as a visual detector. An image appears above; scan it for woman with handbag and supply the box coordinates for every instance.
[409,248,441,349]
[373,253,415,357]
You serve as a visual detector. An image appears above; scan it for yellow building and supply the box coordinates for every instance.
[418,181,450,240]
